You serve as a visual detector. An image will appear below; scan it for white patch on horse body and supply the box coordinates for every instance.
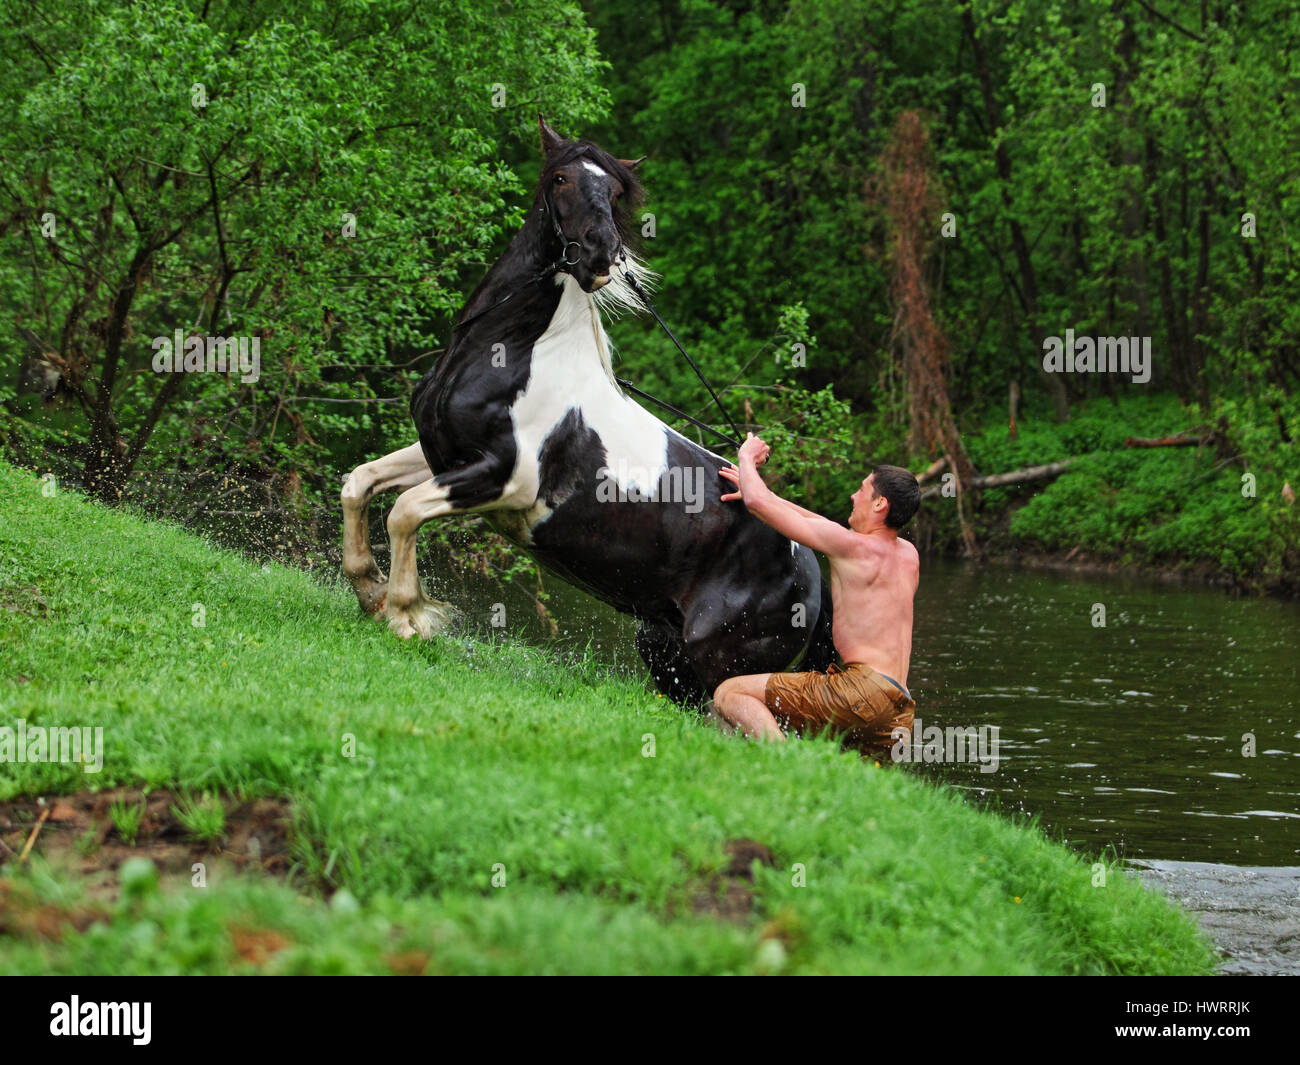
[508,275,671,536]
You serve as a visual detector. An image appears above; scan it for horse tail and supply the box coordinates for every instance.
[798,578,837,672]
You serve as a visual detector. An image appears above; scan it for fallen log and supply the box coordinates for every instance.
[920,458,1077,500]
[971,459,1078,488]
[1123,432,1210,448]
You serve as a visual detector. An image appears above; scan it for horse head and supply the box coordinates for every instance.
[537,115,646,294]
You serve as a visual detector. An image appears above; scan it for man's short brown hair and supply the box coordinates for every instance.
[871,465,920,529]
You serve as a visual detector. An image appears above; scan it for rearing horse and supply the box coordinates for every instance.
[341,116,835,704]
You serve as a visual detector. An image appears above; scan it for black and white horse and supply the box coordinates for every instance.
[341,117,834,704]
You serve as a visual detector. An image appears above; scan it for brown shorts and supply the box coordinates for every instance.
[764,662,915,756]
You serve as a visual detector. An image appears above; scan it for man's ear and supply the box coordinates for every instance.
[538,114,564,156]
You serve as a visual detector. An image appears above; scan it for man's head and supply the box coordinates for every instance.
[850,465,920,533]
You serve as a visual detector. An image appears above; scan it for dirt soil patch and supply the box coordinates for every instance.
[685,838,778,923]
[0,583,49,618]
[0,788,294,902]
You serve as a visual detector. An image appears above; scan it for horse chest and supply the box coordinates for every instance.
[503,280,672,533]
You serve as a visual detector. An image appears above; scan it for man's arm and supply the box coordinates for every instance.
[722,435,862,558]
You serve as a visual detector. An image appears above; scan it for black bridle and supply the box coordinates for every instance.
[618,258,743,448]
[451,186,743,450]
[542,183,584,270]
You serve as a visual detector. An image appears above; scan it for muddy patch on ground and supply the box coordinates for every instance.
[0,583,49,618]
[0,789,294,902]
[683,838,779,923]
[0,878,110,944]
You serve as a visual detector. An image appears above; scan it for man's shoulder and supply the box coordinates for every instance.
[833,529,883,563]
[896,535,920,573]
[881,533,920,581]
[867,530,918,560]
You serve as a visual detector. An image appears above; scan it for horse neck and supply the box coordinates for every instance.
[459,202,555,321]
[453,202,622,391]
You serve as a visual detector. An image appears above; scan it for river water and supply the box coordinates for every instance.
[433,546,1300,867]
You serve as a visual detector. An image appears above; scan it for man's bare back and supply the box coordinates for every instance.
[828,529,919,686]
[712,436,921,747]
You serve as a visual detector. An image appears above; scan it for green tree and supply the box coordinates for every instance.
[0,0,610,500]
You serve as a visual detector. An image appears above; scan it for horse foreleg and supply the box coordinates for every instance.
[341,443,430,617]
[383,476,457,639]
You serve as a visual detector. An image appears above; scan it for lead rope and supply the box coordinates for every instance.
[620,262,744,449]
[614,376,742,447]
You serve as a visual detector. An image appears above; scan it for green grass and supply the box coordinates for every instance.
[0,461,1217,974]
[108,797,144,846]
[171,791,226,843]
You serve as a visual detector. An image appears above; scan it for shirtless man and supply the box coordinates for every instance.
[712,434,921,755]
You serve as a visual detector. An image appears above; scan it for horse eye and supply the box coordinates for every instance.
[553,174,565,185]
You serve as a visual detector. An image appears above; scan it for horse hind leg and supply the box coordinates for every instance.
[680,579,816,698]
[341,443,430,617]
[636,623,707,707]
[384,454,515,640]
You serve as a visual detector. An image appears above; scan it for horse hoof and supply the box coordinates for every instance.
[386,599,454,641]
[345,565,389,618]
[355,578,389,618]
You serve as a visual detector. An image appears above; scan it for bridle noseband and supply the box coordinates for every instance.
[542,183,584,270]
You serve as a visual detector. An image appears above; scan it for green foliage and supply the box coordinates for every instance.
[753,382,858,509]
[936,395,1300,589]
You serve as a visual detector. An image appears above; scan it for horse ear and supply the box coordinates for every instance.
[538,114,564,156]
[617,156,647,171]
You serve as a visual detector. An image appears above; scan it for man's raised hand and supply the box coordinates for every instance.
[738,432,770,467]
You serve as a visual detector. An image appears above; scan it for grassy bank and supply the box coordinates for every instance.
[0,461,1216,974]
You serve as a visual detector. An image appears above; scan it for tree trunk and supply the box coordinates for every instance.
[81,242,156,500]
[878,110,979,556]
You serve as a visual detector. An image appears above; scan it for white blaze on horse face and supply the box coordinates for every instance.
[581,160,608,178]
[509,274,671,532]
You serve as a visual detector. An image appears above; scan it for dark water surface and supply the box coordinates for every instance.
[905,560,1299,866]
[433,550,1300,865]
